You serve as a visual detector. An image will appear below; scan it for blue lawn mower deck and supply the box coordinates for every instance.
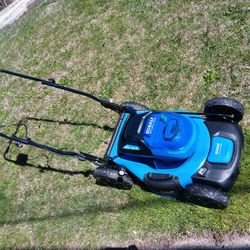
[0,69,245,209]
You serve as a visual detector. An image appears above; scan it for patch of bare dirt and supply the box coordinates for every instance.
[44,1,61,16]
[115,231,250,250]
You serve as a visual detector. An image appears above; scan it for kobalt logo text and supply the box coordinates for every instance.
[146,117,156,135]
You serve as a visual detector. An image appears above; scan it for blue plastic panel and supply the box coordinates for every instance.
[208,136,234,164]
[142,112,197,160]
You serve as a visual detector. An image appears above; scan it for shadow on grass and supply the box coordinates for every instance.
[0,118,159,226]
[0,121,177,225]
[24,116,114,132]
[3,150,93,177]
[0,128,171,227]
[0,194,170,226]
[1,116,115,177]
[2,118,96,177]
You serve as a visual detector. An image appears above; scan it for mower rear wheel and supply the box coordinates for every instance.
[93,167,133,190]
[204,97,244,122]
[122,102,148,111]
[183,184,229,209]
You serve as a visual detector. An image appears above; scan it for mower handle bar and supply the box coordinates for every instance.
[0,69,126,113]
[0,130,107,165]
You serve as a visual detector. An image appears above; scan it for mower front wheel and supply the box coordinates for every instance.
[93,167,133,190]
[183,184,229,209]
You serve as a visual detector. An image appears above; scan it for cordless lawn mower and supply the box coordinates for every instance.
[0,69,244,209]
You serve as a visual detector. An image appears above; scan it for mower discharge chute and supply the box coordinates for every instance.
[0,69,244,209]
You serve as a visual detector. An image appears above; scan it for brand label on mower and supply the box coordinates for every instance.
[215,142,222,155]
[208,136,233,164]
[145,116,156,135]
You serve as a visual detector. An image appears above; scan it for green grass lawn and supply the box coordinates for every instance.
[0,0,249,248]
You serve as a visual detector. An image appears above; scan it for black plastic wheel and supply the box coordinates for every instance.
[93,167,133,190]
[122,102,149,111]
[204,97,244,122]
[183,184,229,209]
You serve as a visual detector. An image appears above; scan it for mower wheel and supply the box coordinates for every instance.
[183,184,229,209]
[204,97,244,122]
[122,102,148,111]
[93,167,133,190]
